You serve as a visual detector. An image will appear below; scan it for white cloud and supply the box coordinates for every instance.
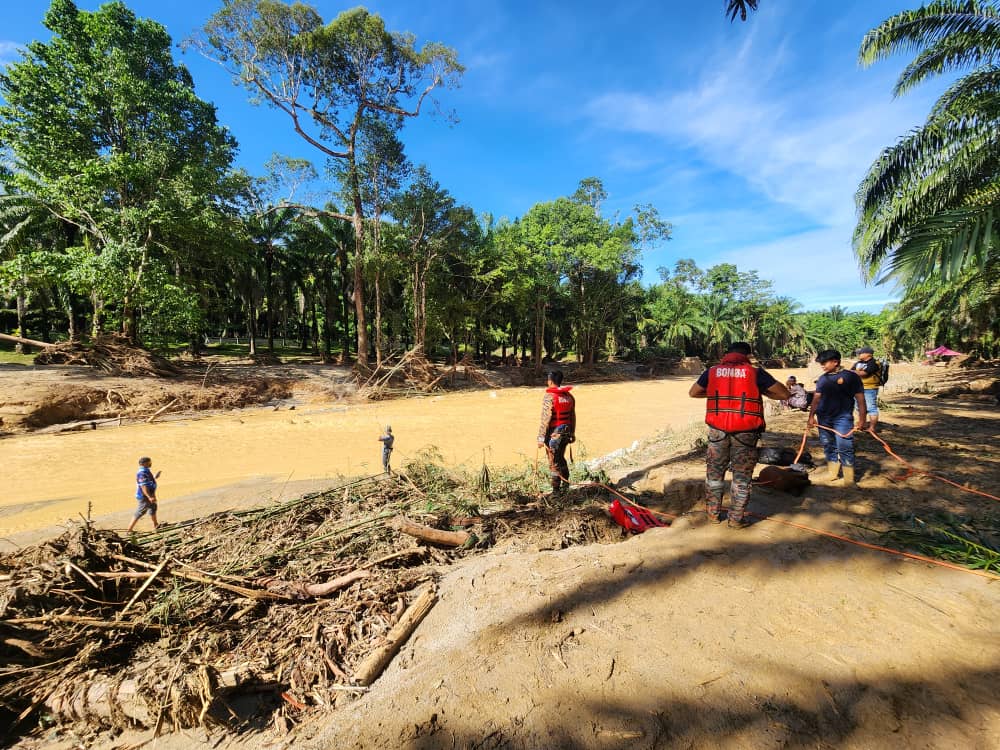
[0,40,24,67]
[582,8,944,311]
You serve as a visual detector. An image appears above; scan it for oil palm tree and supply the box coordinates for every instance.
[726,1,760,22]
[855,2,1000,286]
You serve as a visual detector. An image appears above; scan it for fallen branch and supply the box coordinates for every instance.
[256,569,371,599]
[119,559,168,617]
[392,518,471,548]
[169,569,291,600]
[3,614,164,631]
[353,586,437,687]
[0,332,52,349]
[35,417,123,434]
[146,398,179,423]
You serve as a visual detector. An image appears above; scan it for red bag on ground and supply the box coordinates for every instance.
[608,498,668,533]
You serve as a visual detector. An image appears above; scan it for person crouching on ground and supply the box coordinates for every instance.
[808,349,867,487]
[783,376,809,410]
[127,456,161,532]
[688,342,790,528]
[378,425,394,473]
[537,369,576,494]
[851,346,882,433]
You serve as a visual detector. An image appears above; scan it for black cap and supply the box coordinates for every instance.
[857,346,874,355]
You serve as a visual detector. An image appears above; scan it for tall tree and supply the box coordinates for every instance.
[193,2,462,366]
[0,0,236,343]
[390,166,475,355]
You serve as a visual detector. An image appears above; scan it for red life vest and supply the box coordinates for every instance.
[705,353,765,433]
[608,498,669,533]
[546,385,575,428]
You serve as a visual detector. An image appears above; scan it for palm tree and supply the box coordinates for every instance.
[247,207,296,353]
[856,2,1000,287]
[758,297,805,357]
[726,0,760,22]
[699,294,741,359]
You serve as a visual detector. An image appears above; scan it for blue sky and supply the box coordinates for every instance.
[2,1,947,312]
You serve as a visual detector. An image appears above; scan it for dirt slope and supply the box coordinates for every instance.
[298,522,997,749]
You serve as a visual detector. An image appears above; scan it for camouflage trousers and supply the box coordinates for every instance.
[545,426,572,492]
[705,427,760,522]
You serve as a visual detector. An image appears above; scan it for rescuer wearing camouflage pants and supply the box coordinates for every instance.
[705,427,760,524]
[689,342,790,528]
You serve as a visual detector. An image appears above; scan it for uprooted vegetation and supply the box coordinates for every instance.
[32,335,181,378]
[10,378,295,432]
[0,456,620,745]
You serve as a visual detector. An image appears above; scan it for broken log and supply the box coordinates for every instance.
[353,586,437,687]
[0,332,52,349]
[35,417,123,434]
[392,518,471,547]
[44,664,281,729]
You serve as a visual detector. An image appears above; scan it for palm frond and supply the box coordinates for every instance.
[860,2,1000,91]
[725,0,759,23]
[854,118,1000,277]
[929,64,1000,119]
[878,203,1000,283]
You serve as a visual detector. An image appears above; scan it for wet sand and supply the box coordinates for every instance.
[0,371,813,544]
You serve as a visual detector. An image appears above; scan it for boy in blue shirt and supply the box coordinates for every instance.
[127,456,161,532]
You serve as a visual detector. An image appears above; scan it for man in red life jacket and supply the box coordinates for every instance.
[538,369,576,494]
[689,342,790,528]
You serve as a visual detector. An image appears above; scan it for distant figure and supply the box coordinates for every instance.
[127,456,161,532]
[378,425,394,473]
[808,350,867,487]
[851,346,883,433]
[783,376,810,410]
[537,369,576,494]
[689,342,790,528]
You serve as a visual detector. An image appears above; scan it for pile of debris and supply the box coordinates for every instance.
[357,351,448,400]
[33,335,180,378]
[0,465,618,744]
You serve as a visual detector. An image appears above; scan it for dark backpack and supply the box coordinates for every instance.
[880,358,890,385]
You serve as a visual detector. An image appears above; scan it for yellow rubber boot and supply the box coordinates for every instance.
[827,462,840,482]
[842,464,856,487]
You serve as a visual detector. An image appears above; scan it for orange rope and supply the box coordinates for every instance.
[802,421,1000,503]
[745,510,1000,581]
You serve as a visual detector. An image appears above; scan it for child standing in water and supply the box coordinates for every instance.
[378,426,394,473]
[127,456,161,532]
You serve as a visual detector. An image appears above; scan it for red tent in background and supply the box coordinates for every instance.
[925,346,964,357]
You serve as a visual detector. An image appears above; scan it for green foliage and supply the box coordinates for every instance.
[876,514,1000,573]
[856,2,1000,286]
[0,0,237,342]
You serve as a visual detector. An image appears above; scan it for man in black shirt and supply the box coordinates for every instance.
[807,349,867,486]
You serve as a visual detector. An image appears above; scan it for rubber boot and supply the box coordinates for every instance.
[842,464,856,488]
[827,462,841,482]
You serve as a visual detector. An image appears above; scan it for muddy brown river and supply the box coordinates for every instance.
[1,372,814,541]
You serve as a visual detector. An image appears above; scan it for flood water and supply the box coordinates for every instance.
[1,371,812,538]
